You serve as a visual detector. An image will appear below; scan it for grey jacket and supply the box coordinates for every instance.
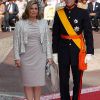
[13,19,52,60]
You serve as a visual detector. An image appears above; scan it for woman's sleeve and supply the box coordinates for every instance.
[13,22,21,60]
[52,12,60,53]
[45,21,53,59]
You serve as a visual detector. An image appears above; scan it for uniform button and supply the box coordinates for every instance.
[69,11,71,13]
[68,17,70,19]
[69,43,71,45]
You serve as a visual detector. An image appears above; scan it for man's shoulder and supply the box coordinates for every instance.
[56,7,64,11]
[76,6,87,12]
[96,2,100,6]
[56,3,65,11]
[74,6,88,17]
[96,2,100,4]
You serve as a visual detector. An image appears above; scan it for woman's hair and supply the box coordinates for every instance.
[22,0,43,20]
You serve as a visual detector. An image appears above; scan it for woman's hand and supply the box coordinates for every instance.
[47,58,53,65]
[15,60,21,68]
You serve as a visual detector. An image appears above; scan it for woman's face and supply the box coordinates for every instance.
[29,4,38,19]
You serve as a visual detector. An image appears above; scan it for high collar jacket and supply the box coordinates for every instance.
[13,19,52,60]
[52,5,94,54]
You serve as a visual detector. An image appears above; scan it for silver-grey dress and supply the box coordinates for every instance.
[20,20,46,87]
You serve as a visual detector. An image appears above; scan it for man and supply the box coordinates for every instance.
[87,0,100,31]
[52,0,94,100]
[3,0,19,32]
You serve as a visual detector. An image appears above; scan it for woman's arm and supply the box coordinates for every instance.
[13,21,21,60]
[45,21,53,59]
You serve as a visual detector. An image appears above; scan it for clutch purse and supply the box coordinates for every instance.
[45,61,59,92]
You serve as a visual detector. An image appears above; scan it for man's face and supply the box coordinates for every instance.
[64,0,75,6]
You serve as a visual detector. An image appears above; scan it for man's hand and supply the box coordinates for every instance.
[53,53,58,64]
[15,60,21,68]
[85,54,93,64]
[90,13,96,16]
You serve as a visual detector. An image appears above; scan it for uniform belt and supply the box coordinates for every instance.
[61,34,83,40]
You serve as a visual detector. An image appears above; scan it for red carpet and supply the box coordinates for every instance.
[0,86,100,100]
[80,91,100,100]
[42,86,100,100]
[54,91,100,100]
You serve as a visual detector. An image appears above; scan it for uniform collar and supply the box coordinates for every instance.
[65,4,77,11]
[65,3,76,10]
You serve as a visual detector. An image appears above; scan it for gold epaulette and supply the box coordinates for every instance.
[56,6,64,11]
[55,3,65,11]
[77,3,87,9]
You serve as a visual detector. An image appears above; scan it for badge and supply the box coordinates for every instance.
[74,26,80,32]
[74,19,78,24]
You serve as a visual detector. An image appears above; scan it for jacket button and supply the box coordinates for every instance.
[69,43,71,45]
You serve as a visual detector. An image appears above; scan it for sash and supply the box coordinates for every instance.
[57,9,87,70]
[57,9,81,49]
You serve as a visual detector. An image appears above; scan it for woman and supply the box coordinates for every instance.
[13,0,52,100]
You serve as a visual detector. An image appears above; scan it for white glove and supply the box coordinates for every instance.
[53,53,58,64]
[85,54,93,64]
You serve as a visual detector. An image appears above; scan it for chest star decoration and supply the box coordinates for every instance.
[74,26,80,32]
[74,19,78,24]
